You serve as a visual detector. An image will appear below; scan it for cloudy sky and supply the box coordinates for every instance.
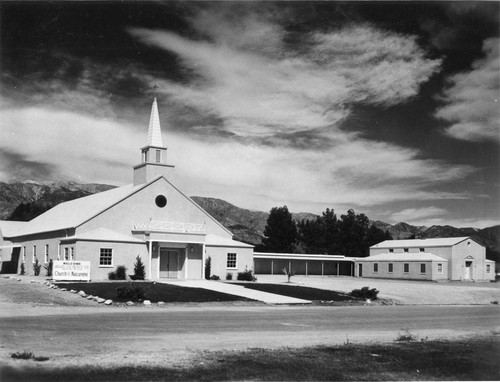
[1,1,499,228]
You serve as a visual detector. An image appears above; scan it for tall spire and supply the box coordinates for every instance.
[133,97,175,185]
[146,97,163,147]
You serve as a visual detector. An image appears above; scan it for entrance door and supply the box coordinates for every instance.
[159,249,179,278]
[358,264,363,277]
[464,261,472,280]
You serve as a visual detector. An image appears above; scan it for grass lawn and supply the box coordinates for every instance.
[2,337,499,381]
[232,282,356,302]
[55,282,252,303]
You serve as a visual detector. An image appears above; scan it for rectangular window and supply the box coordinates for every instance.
[404,263,409,273]
[156,149,161,163]
[373,263,378,273]
[71,247,75,260]
[420,263,426,273]
[45,244,49,263]
[32,245,37,263]
[419,248,425,252]
[143,150,148,162]
[64,247,69,261]
[22,247,26,263]
[227,253,237,269]
[404,248,409,253]
[388,263,393,273]
[389,249,394,253]
[486,264,491,273]
[437,263,443,274]
[100,248,113,266]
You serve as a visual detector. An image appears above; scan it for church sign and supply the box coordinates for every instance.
[53,261,91,281]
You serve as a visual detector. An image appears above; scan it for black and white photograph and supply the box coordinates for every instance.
[0,1,499,380]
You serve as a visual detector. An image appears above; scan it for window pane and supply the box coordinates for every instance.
[227,253,237,268]
[388,263,393,273]
[404,263,409,273]
[100,248,113,266]
[373,263,378,272]
[420,263,426,273]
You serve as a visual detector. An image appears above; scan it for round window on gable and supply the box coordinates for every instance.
[155,195,167,208]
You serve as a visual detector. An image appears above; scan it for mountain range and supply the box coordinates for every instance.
[1,181,498,255]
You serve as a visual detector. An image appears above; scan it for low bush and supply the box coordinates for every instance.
[226,272,233,280]
[20,263,25,275]
[116,283,146,301]
[109,265,127,280]
[11,351,34,360]
[210,275,220,280]
[116,265,127,280]
[237,268,257,282]
[350,286,379,300]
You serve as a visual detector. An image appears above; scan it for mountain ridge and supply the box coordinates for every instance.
[1,181,498,254]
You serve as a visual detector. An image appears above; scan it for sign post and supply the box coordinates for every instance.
[53,261,91,281]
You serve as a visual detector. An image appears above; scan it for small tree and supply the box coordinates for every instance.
[283,267,295,283]
[133,256,146,280]
[205,256,211,280]
[44,259,53,277]
[20,262,25,275]
[33,258,41,276]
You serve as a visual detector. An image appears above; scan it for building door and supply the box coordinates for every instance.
[358,264,363,277]
[159,249,179,278]
[464,261,473,280]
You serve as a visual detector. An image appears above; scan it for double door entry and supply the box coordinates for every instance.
[159,249,181,278]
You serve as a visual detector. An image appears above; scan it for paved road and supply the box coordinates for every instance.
[1,305,499,368]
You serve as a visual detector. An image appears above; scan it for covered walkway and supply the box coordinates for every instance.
[254,252,355,276]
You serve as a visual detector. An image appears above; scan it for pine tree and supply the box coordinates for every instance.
[262,206,297,253]
[133,255,146,280]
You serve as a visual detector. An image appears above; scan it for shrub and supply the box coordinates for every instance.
[33,258,42,276]
[205,256,211,280]
[20,263,25,275]
[226,272,233,280]
[11,351,34,360]
[116,283,146,301]
[395,328,418,342]
[133,256,145,280]
[116,265,127,280]
[210,275,220,280]
[44,259,53,277]
[108,271,117,280]
[350,286,379,301]
[237,267,257,282]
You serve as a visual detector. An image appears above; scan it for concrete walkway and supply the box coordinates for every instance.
[159,280,311,305]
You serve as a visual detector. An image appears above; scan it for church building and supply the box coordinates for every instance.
[0,99,254,280]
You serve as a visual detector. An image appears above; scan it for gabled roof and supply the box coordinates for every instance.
[205,234,253,248]
[60,228,144,243]
[360,252,448,262]
[9,176,232,238]
[370,237,473,249]
[12,183,146,237]
[0,220,28,238]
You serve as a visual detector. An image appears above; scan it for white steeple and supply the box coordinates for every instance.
[146,97,164,147]
[133,98,175,185]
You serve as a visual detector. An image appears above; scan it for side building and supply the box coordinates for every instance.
[355,237,495,282]
[0,98,254,280]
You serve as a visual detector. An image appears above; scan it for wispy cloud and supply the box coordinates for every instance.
[435,38,500,142]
